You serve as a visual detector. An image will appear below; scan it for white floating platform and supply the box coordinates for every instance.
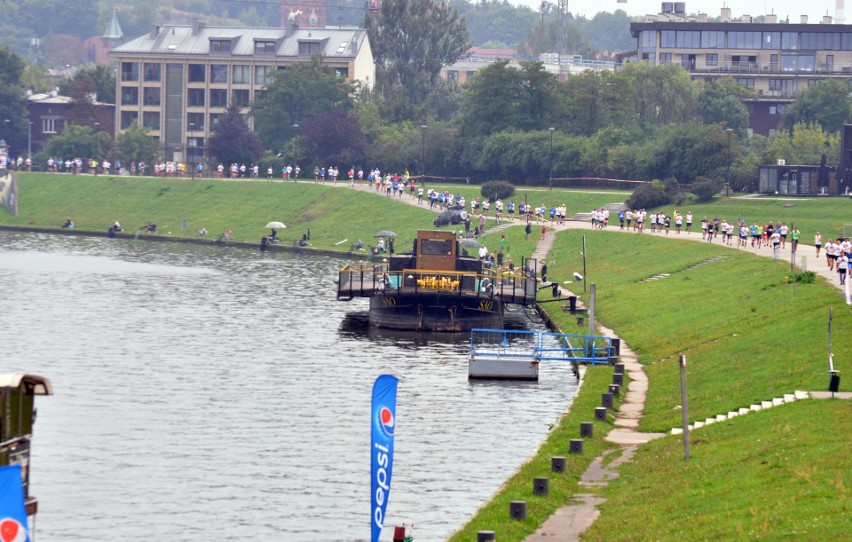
[469,357,539,381]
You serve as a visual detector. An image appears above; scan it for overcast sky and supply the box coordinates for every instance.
[513,0,846,23]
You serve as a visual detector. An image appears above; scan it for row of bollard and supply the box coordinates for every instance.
[477,364,626,540]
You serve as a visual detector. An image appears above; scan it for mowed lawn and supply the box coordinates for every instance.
[546,229,850,432]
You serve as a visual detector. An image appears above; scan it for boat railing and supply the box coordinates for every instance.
[337,263,538,305]
[469,329,613,365]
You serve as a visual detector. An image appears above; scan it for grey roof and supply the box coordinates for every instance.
[112,24,366,59]
[103,10,124,39]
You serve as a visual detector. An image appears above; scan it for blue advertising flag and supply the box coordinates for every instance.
[371,374,399,542]
[0,465,29,542]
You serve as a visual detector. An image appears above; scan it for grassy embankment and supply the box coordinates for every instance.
[7,173,848,538]
[450,230,849,540]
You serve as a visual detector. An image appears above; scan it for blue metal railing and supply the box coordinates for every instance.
[470,329,613,365]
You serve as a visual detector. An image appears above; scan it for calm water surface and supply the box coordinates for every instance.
[0,231,577,541]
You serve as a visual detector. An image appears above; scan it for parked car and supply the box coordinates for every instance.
[433,207,469,227]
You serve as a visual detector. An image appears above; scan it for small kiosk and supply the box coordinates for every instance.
[0,373,53,517]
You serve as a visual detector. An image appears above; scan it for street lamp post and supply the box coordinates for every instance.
[420,124,427,180]
[189,123,196,180]
[291,124,299,172]
[548,127,555,191]
[725,128,733,195]
[27,121,32,162]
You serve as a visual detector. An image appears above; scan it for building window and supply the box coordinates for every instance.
[254,90,267,101]
[42,117,59,134]
[334,67,349,78]
[233,65,251,84]
[659,53,672,64]
[143,87,160,106]
[641,31,656,50]
[781,32,798,50]
[121,62,139,82]
[188,64,206,83]
[801,32,841,50]
[298,41,321,56]
[769,104,786,115]
[232,89,250,107]
[209,113,221,129]
[706,53,718,66]
[188,88,205,107]
[210,89,227,107]
[700,31,724,48]
[466,71,475,78]
[210,39,231,53]
[769,79,796,97]
[728,31,762,49]
[121,87,139,105]
[734,78,755,87]
[143,112,160,130]
[210,64,228,83]
[675,30,700,48]
[660,30,676,48]
[144,63,161,82]
[255,41,276,54]
[187,113,205,131]
[255,65,271,85]
[762,32,780,49]
[120,111,138,129]
[447,70,458,82]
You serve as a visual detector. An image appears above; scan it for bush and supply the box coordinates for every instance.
[481,180,515,201]
[626,180,671,209]
[786,271,816,284]
[690,177,722,202]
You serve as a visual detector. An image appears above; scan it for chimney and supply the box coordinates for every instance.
[801,15,808,24]
[192,18,205,36]
[720,7,731,22]
[765,13,778,23]
[822,15,833,24]
[149,25,159,39]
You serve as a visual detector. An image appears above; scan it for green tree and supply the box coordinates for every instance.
[365,0,471,114]
[453,0,537,49]
[560,70,635,137]
[251,61,355,153]
[300,109,367,168]
[58,64,116,104]
[782,79,852,134]
[42,124,108,160]
[21,64,53,93]
[115,122,160,169]
[619,63,699,130]
[207,103,264,166]
[697,78,750,134]
[459,61,560,137]
[0,46,28,156]
[764,122,840,166]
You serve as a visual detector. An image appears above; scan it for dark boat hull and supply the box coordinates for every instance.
[369,293,503,332]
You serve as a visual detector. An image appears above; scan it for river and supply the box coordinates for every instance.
[0,231,577,541]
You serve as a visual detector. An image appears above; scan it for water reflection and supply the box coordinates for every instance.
[0,231,577,542]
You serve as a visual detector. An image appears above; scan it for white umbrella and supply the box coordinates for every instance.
[265,221,286,229]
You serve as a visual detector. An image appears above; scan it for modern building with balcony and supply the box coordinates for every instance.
[624,4,852,135]
[109,18,374,164]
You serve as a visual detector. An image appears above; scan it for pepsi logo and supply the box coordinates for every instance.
[378,406,395,437]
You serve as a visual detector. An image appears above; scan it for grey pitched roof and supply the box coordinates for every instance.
[103,10,124,39]
[111,24,366,59]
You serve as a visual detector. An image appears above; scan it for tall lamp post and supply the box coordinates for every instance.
[548,127,555,191]
[27,121,32,162]
[420,124,427,180]
[291,124,299,168]
[725,128,733,195]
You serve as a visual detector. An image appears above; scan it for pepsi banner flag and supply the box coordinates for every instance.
[371,374,398,542]
[0,465,29,542]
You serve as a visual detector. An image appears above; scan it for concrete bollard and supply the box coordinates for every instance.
[609,384,620,396]
[602,392,614,409]
[594,407,607,421]
[509,501,527,520]
[569,439,584,454]
[477,531,496,542]
[533,477,549,496]
[551,456,566,473]
[580,421,594,438]
[612,372,624,386]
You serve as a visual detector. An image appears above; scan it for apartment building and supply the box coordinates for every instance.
[625,4,852,135]
[109,19,374,163]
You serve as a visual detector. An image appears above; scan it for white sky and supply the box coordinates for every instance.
[512,0,846,23]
